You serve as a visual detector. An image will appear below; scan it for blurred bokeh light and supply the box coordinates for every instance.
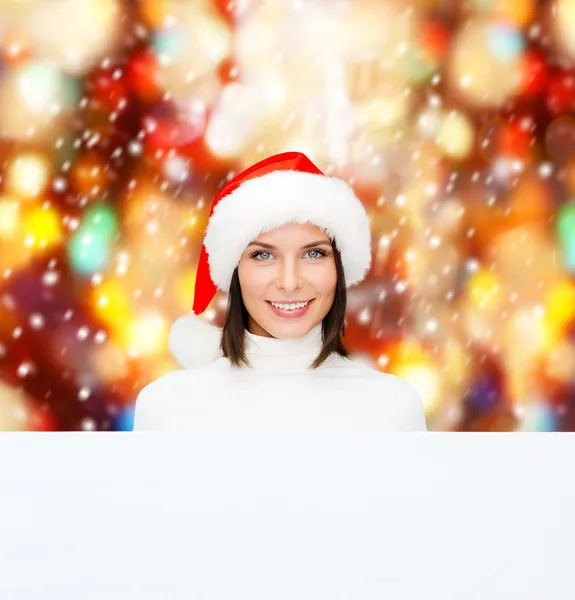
[1,0,575,431]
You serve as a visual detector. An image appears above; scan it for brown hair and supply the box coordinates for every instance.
[220,239,349,368]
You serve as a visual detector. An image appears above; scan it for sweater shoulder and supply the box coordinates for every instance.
[138,361,220,390]
[335,356,421,393]
[133,360,228,430]
[323,356,428,430]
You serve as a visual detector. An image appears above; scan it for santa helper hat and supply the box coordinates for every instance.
[169,151,372,369]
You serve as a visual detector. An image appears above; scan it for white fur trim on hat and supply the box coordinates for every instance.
[203,170,372,291]
[168,313,222,369]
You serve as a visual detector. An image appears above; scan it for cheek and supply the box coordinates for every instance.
[310,263,337,297]
[237,262,268,299]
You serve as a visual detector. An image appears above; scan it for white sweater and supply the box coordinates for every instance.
[133,324,428,432]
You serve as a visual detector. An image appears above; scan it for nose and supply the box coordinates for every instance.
[277,257,303,293]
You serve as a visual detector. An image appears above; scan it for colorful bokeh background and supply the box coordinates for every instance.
[1,0,575,431]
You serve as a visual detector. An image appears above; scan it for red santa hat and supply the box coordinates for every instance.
[169,151,372,368]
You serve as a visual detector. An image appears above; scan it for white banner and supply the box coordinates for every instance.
[0,433,572,599]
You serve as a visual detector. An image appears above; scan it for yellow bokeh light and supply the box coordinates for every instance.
[0,380,34,432]
[555,0,575,61]
[90,279,133,326]
[388,340,428,366]
[6,153,50,198]
[119,310,170,358]
[359,94,410,129]
[544,278,575,338]
[0,196,20,238]
[489,0,535,27]
[394,362,441,414]
[505,306,556,361]
[174,268,197,312]
[442,339,471,383]
[437,110,475,160]
[140,0,174,27]
[467,269,503,310]
[21,205,63,249]
[388,341,440,414]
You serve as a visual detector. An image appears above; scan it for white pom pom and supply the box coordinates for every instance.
[168,312,222,369]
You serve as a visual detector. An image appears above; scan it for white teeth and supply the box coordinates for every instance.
[271,300,309,310]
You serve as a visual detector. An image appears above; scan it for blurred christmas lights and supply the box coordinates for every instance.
[0,0,574,431]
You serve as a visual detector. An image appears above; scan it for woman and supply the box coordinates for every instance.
[133,152,427,431]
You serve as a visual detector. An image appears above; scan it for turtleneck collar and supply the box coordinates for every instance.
[243,323,324,373]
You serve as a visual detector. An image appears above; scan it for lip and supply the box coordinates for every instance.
[266,299,314,319]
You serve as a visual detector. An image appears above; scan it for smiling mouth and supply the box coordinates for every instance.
[267,300,312,310]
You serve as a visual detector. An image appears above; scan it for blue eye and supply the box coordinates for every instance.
[250,251,272,261]
[305,248,328,259]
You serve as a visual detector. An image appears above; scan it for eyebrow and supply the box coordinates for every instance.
[247,240,332,250]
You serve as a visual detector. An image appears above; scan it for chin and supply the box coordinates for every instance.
[264,318,318,340]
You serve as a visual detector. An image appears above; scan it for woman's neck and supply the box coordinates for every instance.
[243,323,324,373]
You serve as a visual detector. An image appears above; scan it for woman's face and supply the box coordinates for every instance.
[237,222,337,339]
